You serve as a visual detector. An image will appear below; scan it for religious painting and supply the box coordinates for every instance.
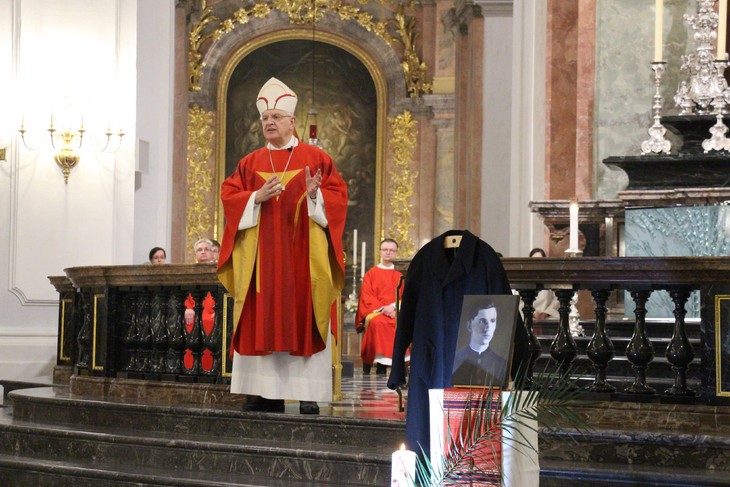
[223,39,377,293]
[451,295,520,388]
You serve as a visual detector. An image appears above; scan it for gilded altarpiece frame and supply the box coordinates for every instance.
[183,0,436,265]
[215,31,386,279]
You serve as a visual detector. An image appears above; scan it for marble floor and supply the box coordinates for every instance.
[297,370,406,421]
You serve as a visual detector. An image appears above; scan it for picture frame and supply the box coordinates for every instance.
[451,295,520,388]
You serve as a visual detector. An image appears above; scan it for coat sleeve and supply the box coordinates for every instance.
[387,257,421,390]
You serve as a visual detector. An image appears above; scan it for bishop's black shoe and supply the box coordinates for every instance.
[375,363,388,375]
[363,363,372,375]
[242,396,285,413]
[299,401,320,415]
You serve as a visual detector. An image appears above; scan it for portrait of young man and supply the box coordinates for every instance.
[451,294,520,388]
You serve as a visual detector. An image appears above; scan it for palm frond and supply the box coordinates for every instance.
[414,364,591,486]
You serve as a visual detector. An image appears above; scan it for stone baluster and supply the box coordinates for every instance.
[149,291,167,374]
[518,289,542,387]
[664,288,695,397]
[200,290,222,377]
[183,290,204,376]
[585,289,615,393]
[550,289,578,382]
[119,293,137,372]
[116,292,137,374]
[135,293,153,372]
[624,290,655,395]
[75,291,93,370]
[164,291,184,375]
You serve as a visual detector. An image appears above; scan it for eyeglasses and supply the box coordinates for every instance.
[260,114,292,122]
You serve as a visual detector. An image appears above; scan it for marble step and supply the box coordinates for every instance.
[9,387,405,451]
[0,453,355,487]
[0,391,397,486]
[539,424,730,475]
[540,459,730,487]
[0,413,391,485]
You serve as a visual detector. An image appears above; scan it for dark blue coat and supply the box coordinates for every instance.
[387,230,528,462]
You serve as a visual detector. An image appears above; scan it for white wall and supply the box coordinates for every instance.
[481,1,514,256]
[134,1,174,265]
[508,0,547,257]
[0,0,170,381]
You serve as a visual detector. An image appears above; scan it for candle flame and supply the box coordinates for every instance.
[400,443,405,451]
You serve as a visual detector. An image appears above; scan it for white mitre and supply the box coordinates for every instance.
[256,77,297,116]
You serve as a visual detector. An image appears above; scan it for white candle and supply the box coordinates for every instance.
[361,241,366,278]
[391,443,417,487]
[654,0,663,62]
[352,229,358,267]
[569,200,579,250]
[720,0,728,59]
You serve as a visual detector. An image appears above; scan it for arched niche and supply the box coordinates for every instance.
[185,12,418,270]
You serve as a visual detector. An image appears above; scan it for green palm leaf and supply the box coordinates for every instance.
[413,364,591,486]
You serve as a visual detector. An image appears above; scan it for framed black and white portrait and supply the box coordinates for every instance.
[451,294,520,388]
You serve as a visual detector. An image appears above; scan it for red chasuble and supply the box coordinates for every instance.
[356,266,403,364]
[217,142,347,357]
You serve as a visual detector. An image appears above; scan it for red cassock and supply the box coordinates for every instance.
[356,266,403,365]
[217,142,348,358]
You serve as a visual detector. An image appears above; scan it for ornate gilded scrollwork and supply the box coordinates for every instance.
[187,105,216,258]
[187,0,431,97]
[389,110,419,257]
[393,3,432,98]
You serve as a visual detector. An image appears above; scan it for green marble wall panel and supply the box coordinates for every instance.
[625,205,730,318]
[595,0,694,199]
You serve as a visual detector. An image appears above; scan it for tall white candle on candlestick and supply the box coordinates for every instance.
[391,443,417,486]
[352,229,358,267]
[719,0,728,59]
[654,0,663,62]
[569,200,579,250]
[361,241,366,279]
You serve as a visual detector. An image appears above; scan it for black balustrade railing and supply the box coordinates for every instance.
[51,258,730,404]
[499,257,730,405]
[50,265,233,384]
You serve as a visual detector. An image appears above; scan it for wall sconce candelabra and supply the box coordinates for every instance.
[19,115,124,184]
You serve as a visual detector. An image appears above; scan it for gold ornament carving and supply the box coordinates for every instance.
[187,0,431,96]
[389,110,419,258]
[394,3,432,98]
[187,105,216,259]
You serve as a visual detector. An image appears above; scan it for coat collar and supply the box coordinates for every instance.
[430,229,478,287]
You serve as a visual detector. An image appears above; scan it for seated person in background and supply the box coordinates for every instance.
[356,238,403,375]
[148,247,166,265]
[521,247,560,320]
[211,239,221,263]
[194,238,215,264]
[451,299,508,387]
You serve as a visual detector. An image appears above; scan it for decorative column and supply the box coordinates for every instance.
[445,1,484,231]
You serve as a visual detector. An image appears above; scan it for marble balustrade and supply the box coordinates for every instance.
[50,264,232,384]
[51,258,730,405]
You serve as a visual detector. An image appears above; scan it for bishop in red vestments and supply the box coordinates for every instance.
[217,78,348,414]
[356,238,403,374]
